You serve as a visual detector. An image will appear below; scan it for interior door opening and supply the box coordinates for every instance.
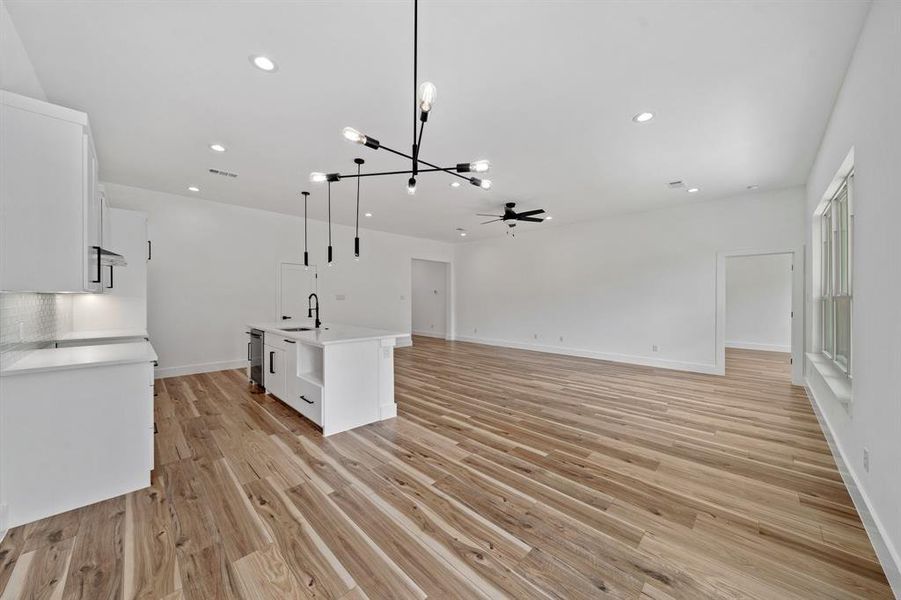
[277,262,318,322]
[411,259,449,340]
[724,252,794,381]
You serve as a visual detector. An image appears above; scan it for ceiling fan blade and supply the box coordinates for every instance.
[515,209,545,218]
[517,216,544,222]
[476,213,503,217]
[480,219,502,225]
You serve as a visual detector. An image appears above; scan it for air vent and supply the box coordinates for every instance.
[668,180,685,189]
[209,168,238,178]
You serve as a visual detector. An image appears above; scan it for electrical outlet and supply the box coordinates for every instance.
[863,448,870,472]
[335,294,346,301]
[652,344,659,352]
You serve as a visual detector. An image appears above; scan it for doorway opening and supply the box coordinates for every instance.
[411,259,450,340]
[276,262,318,322]
[716,249,803,384]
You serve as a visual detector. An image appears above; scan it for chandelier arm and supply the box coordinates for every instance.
[376,142,472,182]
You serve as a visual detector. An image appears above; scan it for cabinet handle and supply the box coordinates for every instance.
[91,245,102,283]
[106,264,114,289]
[269,351,275,374]
[147,240,152,261]
[247,341,251,360]
[281,315,291,320]
[299,395,314,404]
[284,339,296,344]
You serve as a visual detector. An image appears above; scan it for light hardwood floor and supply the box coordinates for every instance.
[0,338,892,599]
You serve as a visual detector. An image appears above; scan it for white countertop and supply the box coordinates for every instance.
[56,328,149,342]
[248,320,406,348]
[0,341,158,377]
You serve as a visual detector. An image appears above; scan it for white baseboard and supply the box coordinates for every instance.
[154,359,249,379]
[395,335,413,348]
[726,340,791,353]
[411,330,448,339]
[454,335,720,375]
[805,381,901,596]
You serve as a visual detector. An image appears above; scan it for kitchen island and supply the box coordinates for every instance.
[247,320,405,436]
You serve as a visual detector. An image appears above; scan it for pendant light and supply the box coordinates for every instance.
[301,191,310,268]
[353,158,364,260]
[327,181,333,266]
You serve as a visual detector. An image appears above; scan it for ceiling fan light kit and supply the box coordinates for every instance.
[308,0,493,259]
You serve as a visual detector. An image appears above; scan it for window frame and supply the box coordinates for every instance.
[817,170,853,376]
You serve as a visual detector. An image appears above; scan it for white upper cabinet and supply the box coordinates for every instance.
[0,91,102,292]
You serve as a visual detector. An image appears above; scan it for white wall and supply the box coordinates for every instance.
[454,187,804,374]
[104,183,453,377]
[725,253,792,352]
[411,259,448,338]
[803,1,901,590]
[0,4,46,101]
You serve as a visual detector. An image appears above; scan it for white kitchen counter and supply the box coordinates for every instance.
[248,320,405,348]
[0,341,158,376]
[55,327,149,342]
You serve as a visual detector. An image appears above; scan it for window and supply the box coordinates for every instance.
[819,171,853,375]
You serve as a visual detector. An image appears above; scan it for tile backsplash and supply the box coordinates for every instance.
[0,293,72,369]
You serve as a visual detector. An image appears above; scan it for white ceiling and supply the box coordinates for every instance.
[7,0,869,242]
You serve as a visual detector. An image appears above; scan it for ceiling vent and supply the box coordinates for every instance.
[209,168,238,178]
[667,180,685,189]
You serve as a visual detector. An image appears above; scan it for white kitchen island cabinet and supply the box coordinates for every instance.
[0,342,157,529]
[250,322,402,436]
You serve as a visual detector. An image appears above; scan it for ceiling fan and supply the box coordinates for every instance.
[478,202,546,227]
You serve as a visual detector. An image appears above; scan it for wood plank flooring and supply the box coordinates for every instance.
[0,338,892,599]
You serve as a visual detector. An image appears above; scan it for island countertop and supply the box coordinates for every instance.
[247,320,406,348]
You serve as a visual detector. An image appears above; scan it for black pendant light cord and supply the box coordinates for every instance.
[327,181,332,247]
[413,0,418,151]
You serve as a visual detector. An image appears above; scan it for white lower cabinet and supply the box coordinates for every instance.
[0,361,155,529]
[263,342,285,399]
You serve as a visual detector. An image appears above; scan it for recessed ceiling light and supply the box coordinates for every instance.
[460,232,467,237]
[632,112,654,123]
[545,215,553,220]
[687,187,700,193]
[209,143,226,153]
[450,181,461,188]
[187,186,200,192]
[364,212,372,217]
[250,55,277,72]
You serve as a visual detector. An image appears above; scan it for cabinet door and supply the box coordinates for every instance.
[0,100,87,292]
[84,134,103,293]
[264,344,286,399]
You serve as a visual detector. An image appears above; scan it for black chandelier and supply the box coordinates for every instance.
[309,0,492,205]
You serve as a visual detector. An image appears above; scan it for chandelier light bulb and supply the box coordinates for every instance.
[309,172,327,183]
[418,82,437,113]
[407,177,417,195]
[343,127,366,145]
[480,179,492,190]
[470,160,490,173]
